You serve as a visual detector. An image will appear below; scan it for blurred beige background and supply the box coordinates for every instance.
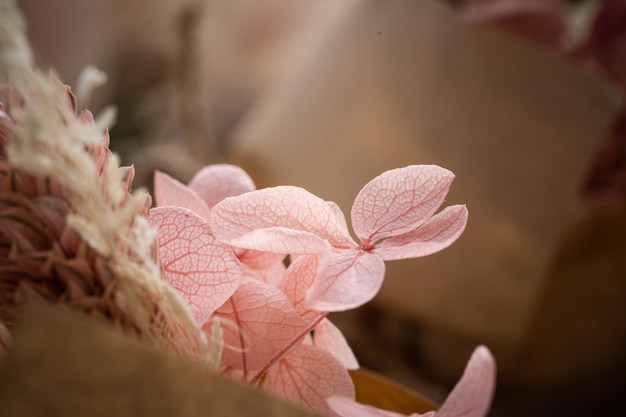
[18,0,626,415]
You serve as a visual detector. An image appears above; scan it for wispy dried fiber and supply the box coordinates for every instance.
[0,0,206,360]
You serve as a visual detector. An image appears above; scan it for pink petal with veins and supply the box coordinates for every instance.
[437,345,496,417]
[149,206,241,325]
[374,205,468,261]
[242,261,287,287]
[236,248,285,271]
[327,201,350,232]
[280,254,322,321]
[210,186,355,248]
[314,318,359,370]
[264,343,355,417]
[306,250,385,312]
[209,278,307,379]
[461,0,566,50]
[351,166,455,245]
[188,164,256,208]
[226,227,333,255]
[154,171,211,220]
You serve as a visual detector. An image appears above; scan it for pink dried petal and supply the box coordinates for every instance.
[461,0,567,50]
[576,0,626,90]
[210,186,355,248]
[241,260,286,287]
[327,201,349,231]
[149,206,241,325]
[0,205,50,251]
[306,250,385,312]
[373,205,468,261]
[53,257,94,288]
[13,252,49,279]
[1,167,37,197]
[264,342,355,417]
[188,164,256,208]
[236,248,285,271]
[437,346,496,417]
[279,254,321,321]
[209,278,307,379]
[314,318,359,370]
[0,108,15,147]
[91,131,112,174]
[351,165,455,245]
[153,171,211,220]
[118,165,135,193]
[30,197,70,237]
[226,227,333,255]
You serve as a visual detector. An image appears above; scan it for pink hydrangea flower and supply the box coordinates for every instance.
[149,165,360,416]
[210,165,468,311]
[149,164,469,416]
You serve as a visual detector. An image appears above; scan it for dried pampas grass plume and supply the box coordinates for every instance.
[0,0,207,360]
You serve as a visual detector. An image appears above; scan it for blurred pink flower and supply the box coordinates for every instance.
[328,345,496,417]
[461,0,567,50]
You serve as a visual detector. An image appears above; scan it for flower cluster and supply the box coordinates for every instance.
[0,2,496,414]
[0,81,204,360]
[150,163,495,416]
[0,0,204,360]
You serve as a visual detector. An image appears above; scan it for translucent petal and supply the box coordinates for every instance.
[264,343,355,416]
[306,250,385,312]
[153,170,211,220]
[149,206,241,325]
[210,186,355,248]
[188,164,256,208]
[351,165,454,244]
[374,205,468,261]
[314,318,359,370]
[208,279,307,379]
[437,345,496,417]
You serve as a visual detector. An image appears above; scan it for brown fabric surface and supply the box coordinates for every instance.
[0,301,318,417]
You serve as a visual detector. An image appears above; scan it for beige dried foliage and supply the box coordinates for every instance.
[0,0,207,360]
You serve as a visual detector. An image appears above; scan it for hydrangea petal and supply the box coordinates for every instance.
[208,279,307,379]
[264,343,355,417]
[237,248,285,271]
[226,227,333,255]
[327,200,349,232]
[314,318,359,370]
[210,186,355,247]
[188,164,256,208]
[153,171,211,220]
[461,0,567,50]
[437,345,496,417]
[306,250,385,312]
[373,205,468,261]
[242,260,286,287]
[149,206,241,325]
[279,254,322,321]
[351,165,455,244]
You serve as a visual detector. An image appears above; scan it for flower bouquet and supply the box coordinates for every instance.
[0,1,496,416]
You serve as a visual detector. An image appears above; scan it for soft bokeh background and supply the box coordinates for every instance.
[17,0,626,415]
